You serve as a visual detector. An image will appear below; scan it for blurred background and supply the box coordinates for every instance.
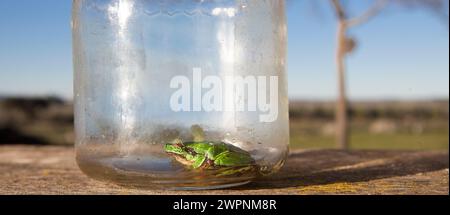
[0,0,448,151]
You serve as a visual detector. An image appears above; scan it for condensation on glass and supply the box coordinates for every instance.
[73,0,289,189]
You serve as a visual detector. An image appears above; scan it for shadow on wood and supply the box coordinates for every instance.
[241,150,449,190]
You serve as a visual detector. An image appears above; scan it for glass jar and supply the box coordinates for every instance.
[72,0,288,189]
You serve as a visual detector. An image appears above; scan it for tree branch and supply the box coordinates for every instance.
[346,0,389,27]
[330,0,347,21]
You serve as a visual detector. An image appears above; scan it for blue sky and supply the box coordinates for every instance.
[0,0,448,100]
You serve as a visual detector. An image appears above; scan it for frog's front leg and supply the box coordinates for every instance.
[192,154,206,169]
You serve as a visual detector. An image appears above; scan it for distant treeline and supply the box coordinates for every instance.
[0,96,73,145]
[1,97,448,121]
[289,100,449,120]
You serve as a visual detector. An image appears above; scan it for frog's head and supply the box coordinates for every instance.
[164,138,190,157]
[164,143,185,156]
[164,142,199,167]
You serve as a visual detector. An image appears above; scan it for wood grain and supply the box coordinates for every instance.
[0,145,448,195]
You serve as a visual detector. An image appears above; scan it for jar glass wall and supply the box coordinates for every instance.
[73,0,289,189]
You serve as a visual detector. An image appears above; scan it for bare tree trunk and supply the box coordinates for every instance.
[335,21,350,150]
[329,0,388,150]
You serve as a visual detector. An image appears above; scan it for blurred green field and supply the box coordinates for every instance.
[288,100,449,151]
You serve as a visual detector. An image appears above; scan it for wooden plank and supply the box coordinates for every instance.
[0,146,448,195]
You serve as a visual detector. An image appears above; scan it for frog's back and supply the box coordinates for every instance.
[184,142,216,154]
[184,142,250,157]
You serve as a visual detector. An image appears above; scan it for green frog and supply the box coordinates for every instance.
[164,125,256,176]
